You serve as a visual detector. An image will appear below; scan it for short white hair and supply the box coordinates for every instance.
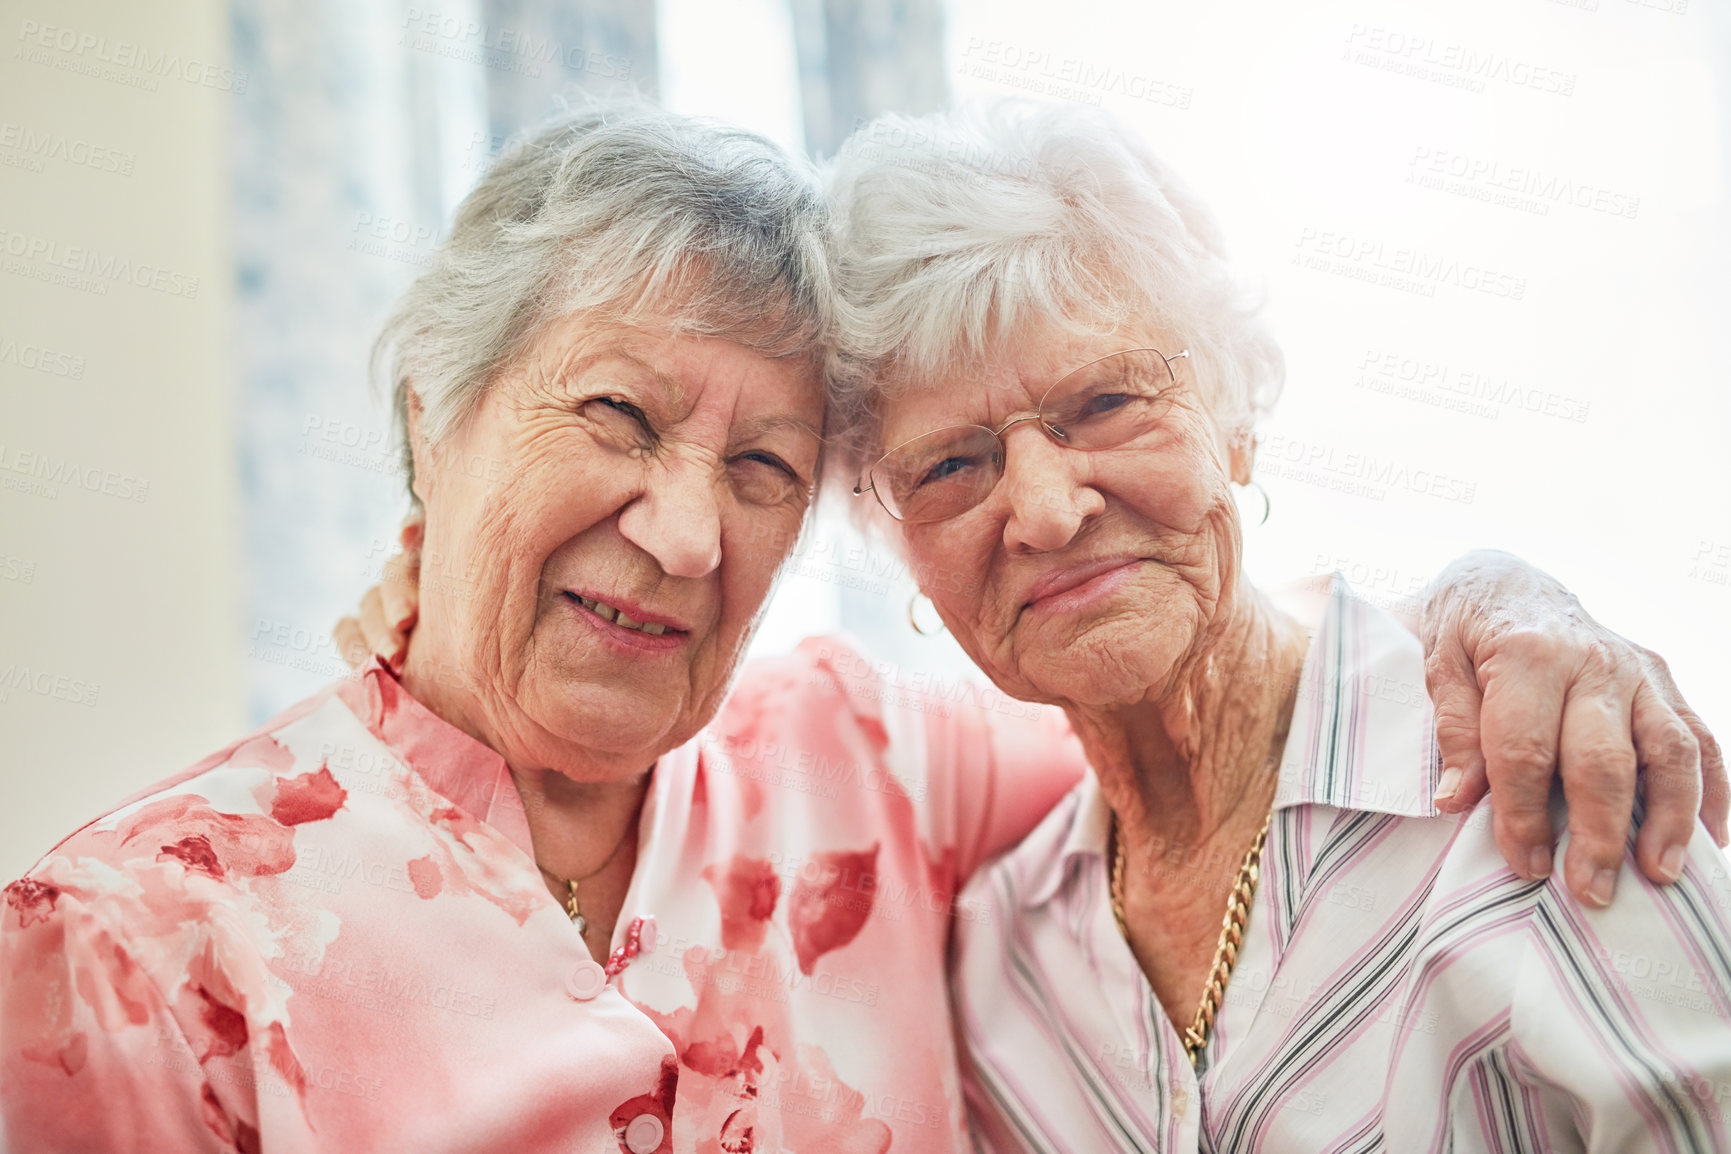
[374,99,834,493]
[823,101,1283,484]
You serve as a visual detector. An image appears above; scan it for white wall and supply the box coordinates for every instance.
[935,0,1731,737]
[0,0,245,880]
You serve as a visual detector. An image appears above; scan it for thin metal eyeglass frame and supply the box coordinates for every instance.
[851,347,1190,523]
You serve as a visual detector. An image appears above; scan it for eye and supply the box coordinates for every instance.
[730,451,807,507]
[1077,392,1134,419]
[595,395,649,426]
[582,395,657,449]
[740,450,796,476]
[916,454,987,488]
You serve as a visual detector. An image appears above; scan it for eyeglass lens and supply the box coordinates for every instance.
[869,349,1177,524]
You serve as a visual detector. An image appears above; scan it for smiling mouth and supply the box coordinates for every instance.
[563,592,674,636]
[1023,559,1146,611]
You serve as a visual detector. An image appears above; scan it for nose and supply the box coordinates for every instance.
[999,424,1104,553]
[617,454,723,579]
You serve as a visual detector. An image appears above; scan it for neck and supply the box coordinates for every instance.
[1070,581,1310,863]
[513,765,651,882]
[397,628,652,880]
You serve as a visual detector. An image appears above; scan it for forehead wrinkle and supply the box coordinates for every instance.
[879,363,1035,444]
[735,414,823,443]
[539,339,689,410]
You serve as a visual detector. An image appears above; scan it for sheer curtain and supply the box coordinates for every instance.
[233,0,657,720]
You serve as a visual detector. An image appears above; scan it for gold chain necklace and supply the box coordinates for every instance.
[537,824,636,937]
[1110,810,1272,1066]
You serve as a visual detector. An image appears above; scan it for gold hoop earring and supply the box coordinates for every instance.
[908,593,946,636]
[1236,480,1271,526]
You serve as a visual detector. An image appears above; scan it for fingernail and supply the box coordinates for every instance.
[1433,767,1463,806]
[1587,869,1617,908]
[1660,845,1686,882]
[1527,846,1552,881]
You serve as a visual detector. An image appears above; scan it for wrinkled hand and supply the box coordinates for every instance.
[1421,550,1727,909]
[335,514,423,670]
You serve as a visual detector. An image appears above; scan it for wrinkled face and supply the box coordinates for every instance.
[880,327,1247,711]
[409,314,823,775]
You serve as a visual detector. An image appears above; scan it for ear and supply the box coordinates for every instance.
[1228,430,1256,486]
[404,384,436,507]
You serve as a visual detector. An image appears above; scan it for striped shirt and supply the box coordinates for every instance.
[951,581,1731,1152]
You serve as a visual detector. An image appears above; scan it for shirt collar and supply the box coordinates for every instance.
[1026,575,1440,907]
[337,659,536,858]
[1273,574,1441,819]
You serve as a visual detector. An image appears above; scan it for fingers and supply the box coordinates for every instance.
[1477,647,1569,883]
[1555,684,1639,909]
[1424,638,1489,814]
[359,586,406,666]
[1698,722,1730,848]
[1637,647,1727,847]
[399,511,425,551]
[1629,680,1702,885]
[334,616,371,670]
[380,539,421,633]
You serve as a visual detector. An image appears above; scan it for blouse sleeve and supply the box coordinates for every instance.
[934,695,1087,886]
[766,637,1088,896]
[1,876,242,1154]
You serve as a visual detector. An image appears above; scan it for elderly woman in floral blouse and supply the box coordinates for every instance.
[2,101,1720,1154]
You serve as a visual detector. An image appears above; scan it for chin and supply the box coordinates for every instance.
[520,668,688,764]
[1016,615,1192,709]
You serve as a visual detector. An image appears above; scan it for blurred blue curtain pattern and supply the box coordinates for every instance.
[231,0,951,723]
[791,0,949,156]
[790,0,966,682]
[230,0,654,722]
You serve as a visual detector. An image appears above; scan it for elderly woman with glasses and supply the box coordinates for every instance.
[824,103,1731,1151]
[34,100,1715,1154]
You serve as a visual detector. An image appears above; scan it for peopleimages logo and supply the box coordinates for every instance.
[0,443,150,502]
[1342,24,1576,97]
[1260,433,1477,505]
[398,9,632,81]
[0,226,200,299]
[1354,348,1591,424]
[0,121,135,175]
[0,664,100,708]
[14,19,249,93]
[0,335,85,379]
[1293,228,1525,302]
[1408,146,1640,221]
[958,37,1193,109]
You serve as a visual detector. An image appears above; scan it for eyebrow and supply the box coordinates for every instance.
[736,414,824,442]
[563,349,821,442]
[567,350,689,410]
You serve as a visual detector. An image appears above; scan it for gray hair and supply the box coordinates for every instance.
[375,100,835,493]
[823,101,1284,486]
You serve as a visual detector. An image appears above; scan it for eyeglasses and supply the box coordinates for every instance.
[852,347,1189,525]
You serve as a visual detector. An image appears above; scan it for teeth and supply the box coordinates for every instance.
[574,594,671,634]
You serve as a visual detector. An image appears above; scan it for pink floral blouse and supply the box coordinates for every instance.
[0,640,1082,1153]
